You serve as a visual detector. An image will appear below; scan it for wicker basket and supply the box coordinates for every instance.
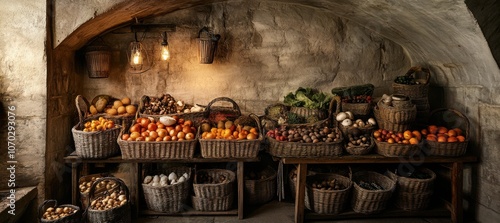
[341,102,372,116]
[117,132,196,160]
[392,66,430,99]
[339,125,376,138]
[191,194,234,211]
[373,106,410,132]
[267,134,343,158]
[386,168,436,193]
[142,166,192,213]
[72,124,121,159]
[85,45,111,78]
[193,169,236,198]
[39,200,81,223]
[79,173,113,208]
[87,177,131,223]
[377,100,417,124]
[426,108,470,156]
[290,106,328,120]
[75,95,136,129]
[351,171,396,214]
[244,166,277,205]
[305,173,352,215]
[395,191,433,211]
[205,97,242,122]
[345,137,375,155]
[138,95,207,126]
[289,168,315,202]
[374,138,421,157]
[199,113,262,158]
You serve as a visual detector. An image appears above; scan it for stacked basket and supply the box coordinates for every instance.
[393,67,431,123]
[351,171,395,214]
[244,166,277,205]
[305,173,352,215]
[142,167,192,213]
[192,169,236,211]
[374,95,417,132]
[426,109,470,156]
[387,168,436,211]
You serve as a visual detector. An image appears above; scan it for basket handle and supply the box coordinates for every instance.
[38,199,57,221]
[205,97,242,117]
[87,177,129,210]
[327,96,341,128]
[75,95,90,129]
[249,113,263,138]
[404,66,430,84]
[429,108,470,137]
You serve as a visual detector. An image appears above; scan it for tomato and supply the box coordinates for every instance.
[182,126,192,134]
[130,124,141,133]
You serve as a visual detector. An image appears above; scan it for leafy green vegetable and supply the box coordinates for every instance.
[283,87,332,109]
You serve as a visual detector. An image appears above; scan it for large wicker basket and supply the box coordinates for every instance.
[267,134,343,158]
[86,177,131,223]
[305,173,352,215]
[351,171,396,214]
[117,132,196,160]
[199,113,262,158]
[386,168,436,193]
[193,169,236,198]
[191,194,234,211]
[72,124,121,159]
[373,106,410,132]
[426,108,470,156]
[377,100,417,124]
[79,173,113,209]
[374,138,421,157]
[39,200,81,223]
[142,166,192,213]
[392,66,430,99]
[244,166,277,205]
[138,95,207,126]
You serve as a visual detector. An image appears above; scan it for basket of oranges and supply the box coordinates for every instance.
[372,129,422,157]
[422,108,469,156]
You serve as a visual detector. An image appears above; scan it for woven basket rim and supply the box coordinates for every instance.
[194,169,236,185]
[352,171,396,192]
[39,200,81,222]
[244,166,277,183]
[306,173,353,193]
[428,108,470,138]
[72,123,122,133]
[393,66,431,85]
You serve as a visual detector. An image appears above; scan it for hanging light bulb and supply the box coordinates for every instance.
[160,32,170,61]
[128,32,145,71]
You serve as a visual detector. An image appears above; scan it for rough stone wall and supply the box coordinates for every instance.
[0,0,47,209]
[79,2,410,114]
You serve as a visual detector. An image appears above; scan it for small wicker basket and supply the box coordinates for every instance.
[191,194,234,211]
[72,124,121,159]
[426,108,470,156]
[85,44,111,78]
[305,173,352,215]
[138,95,207,126]
[377,100,417,124]
[392,66,430,99]
[345,138,375,155]
[86,177,131,223]
[374,138,421,157]
[39,200,81,223]
[386,168,436,193]
[193,169,236,198]
[142,166,192,213]
[351,171,396,214]
[341,102,372,116]
[244,166,277,205]
[373,105,411,132]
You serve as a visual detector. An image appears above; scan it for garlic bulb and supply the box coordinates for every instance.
[168,172,178,181]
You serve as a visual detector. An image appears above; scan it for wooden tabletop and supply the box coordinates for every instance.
[281,153,477,164]
[63,152,260,163]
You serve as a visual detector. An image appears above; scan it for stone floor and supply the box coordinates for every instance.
[137,201,454,223]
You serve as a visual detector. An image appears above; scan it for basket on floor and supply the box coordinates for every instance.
[86,177,131,223]
[193,169,236,198]
[305,173,352,215]
[39,200,81,223]
[244,166,277,205]
[79,173,113,209]
[374,138,421,157]
[191,193,234,211]
[142,166,192,213]
[351,171,395,214]
[392,66,430,99]
[426,108,470,156]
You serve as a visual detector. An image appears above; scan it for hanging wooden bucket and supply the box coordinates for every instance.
[85,45,111,78]
[197,27,220,64]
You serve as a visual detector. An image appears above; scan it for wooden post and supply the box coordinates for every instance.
[451,162,464,223]
[71,162,78,205]
[238,161,244,219]
[295,163,307,223]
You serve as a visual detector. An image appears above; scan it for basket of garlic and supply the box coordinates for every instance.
[142,166,192,213]
[86,177,130,223]
[39,200,81,223]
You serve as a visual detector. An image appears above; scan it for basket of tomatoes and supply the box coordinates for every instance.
[421,108,469,156]
[117,116,197,159]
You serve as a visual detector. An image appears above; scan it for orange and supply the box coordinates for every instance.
[402,139,410,144]
[250,128,258,135]
[412,131,422,141]
[453,128,463,136]
[409,137,419,145]
[426,134,437,141]
[403,130,413,140]
[448,129,457,137]
[387,138,395,144]
[447,136,458,142]
[457,135,466,142]
[438,127,448,134]
[437,136,447,143]
[420,129,428,136]
[428,125,438,134]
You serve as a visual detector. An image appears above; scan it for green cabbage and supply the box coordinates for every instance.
[283,87,332,109]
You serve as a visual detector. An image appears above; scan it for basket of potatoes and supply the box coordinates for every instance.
[86,177,131,223]
[39,200,81,223]
[78,173,113,209]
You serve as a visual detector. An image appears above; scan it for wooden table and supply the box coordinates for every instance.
[281,154,477,223]
[64,152,260,219]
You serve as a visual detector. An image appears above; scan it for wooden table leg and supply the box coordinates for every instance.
[238,161,244,220]
[295,163,307,223]
[451,162,464,223]
[131,163,140,218]
[71,162,78,205]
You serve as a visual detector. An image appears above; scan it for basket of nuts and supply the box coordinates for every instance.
[139,94,207,126]
[305,173,353,215]
[86,177,130,223]
[39,200,81,223]
[78,173,113,208]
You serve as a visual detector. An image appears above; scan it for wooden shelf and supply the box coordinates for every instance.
[141,208,238,216]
